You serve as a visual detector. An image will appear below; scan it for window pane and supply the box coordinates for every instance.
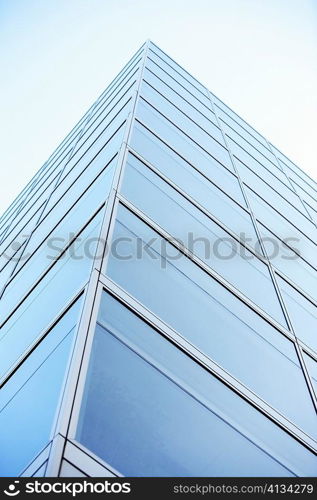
[216,107,273,160]
[246,187,317,269]
[271,145,317,196]
[228,137,290,186]
[71,79,135,162]
[136,98,234,173]
[77,292,317,477]
[141,78,224,145]
[0,297,82,476]
[148,48,210,103]
[6,157,116,298]
[259,223,317,303]
[27,127,122,262]
[277,276,317,354]
[145,58,218,125]
[105,205,317,437]
[0,210,102,380]
[235,157,306,215]
[41,105,126,219]
[130,121,245,207]
[213,96,268,148]
[121,154,284,324]
[223,121,279,167]
[303,353,317,395]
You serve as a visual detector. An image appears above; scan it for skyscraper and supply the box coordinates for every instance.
[0,40,316,477]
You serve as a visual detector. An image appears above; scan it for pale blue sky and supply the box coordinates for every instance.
[1,0,316,215]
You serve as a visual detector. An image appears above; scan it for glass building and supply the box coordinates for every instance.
[0,40,316,477]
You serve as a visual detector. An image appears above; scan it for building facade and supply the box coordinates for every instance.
[0,40,316,477]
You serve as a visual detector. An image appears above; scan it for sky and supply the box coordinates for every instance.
[0,0,316,215]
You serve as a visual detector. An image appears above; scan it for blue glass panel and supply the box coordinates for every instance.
[105,206,317,437]
[31,125,123,252]
[213,96,268,148]
[0,210,102,380]
[303,353,317,395]
[145,58,218,125]
[136,98,233,172]
[228,137,289,185]
[245,188,317,269]
[141,78,224,145]
[0,296,82,476]
[148,47,209,102]
[277,276,317,354]
[259,223,317,303]
[130,121,245,207]
[216,107,273,159]
[43,104,127,217]
[77,292,317,476]
[121,154,283,323]
[235,157,306,215]
[6,157,116,299]
[1,161,116,316]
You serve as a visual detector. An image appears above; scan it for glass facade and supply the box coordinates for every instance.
[0,41,316,477]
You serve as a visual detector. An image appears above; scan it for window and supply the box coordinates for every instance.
[259,223,317,303]
[77,292,317,477]
[136,98,233,173]
[245,187,317,269]
[141,78,224,145]
[130,121,245,206]
[105,205,317,437]
[7,155,116,295]
[277,276,317,354]
[228,137,290,186]
[148,47,210,103]
[0,296,82,476]
[235,157,306,215]
[32,125,122,253]
[215,107,273,160]
[303,353,317,395]
[41,104,127,218]
[145,58,218,125]
[213,96,268,148]
[121,154,284,324]
[0,210,102,380]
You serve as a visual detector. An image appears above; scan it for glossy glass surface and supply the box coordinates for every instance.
[105,206,317,436]
[137,96,231,170]
[7,156,116,297]
[0,210,102,380]
[43,104,128,217]
[259,223,317,302]
[31,126,123,254]
[77,292,317,476]
[130,121,245,205]
[235,157,306,215]
[245,187,317,269]
[121,154,284,323]
[213,96,268,148]
[216,107,273,160]
[141,77,224,145]
[0,296,82,476]
[145,58,218,125]
[277,276,317,354]
[148,47,209,102]
[303,353,317,395]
